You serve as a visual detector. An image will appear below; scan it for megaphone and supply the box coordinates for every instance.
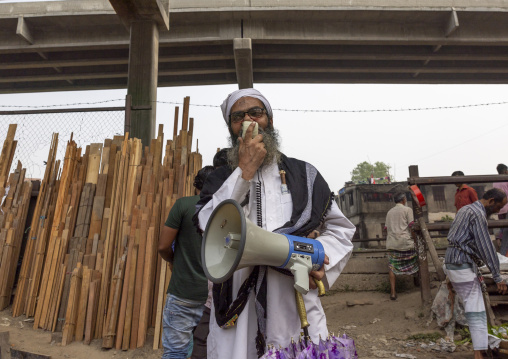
[202,199,325,295]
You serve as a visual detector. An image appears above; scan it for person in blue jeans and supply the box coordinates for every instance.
[158,166,214,359]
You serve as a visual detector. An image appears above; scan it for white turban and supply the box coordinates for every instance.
[220,88,273,124]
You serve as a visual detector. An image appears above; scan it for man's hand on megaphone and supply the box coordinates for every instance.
[309,254,329,290]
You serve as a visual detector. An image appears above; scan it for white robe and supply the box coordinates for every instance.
[198,162,355,359]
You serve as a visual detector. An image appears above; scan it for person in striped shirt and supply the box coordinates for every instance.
[445,188,508,359]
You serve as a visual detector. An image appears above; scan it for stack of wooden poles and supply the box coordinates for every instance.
[2,97,203,350]
[0,124,33,311]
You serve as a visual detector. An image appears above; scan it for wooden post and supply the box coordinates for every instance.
[409,190,446,283]
[182,97,190,132]
[408,166,446,282]
[173,107,179,141]
[408,165,432,306]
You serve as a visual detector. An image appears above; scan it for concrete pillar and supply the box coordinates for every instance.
[127,20,159,147]
[234,38,253,89]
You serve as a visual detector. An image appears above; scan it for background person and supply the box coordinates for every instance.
[385,192,417,300]
[452,170,478,212]
[445,188,508,359]
[190,149,229,359]
[158,166,214,359]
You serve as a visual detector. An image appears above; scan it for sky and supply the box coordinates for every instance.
[1,83,508,193]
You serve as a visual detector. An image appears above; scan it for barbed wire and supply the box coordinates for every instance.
[2,99,508,113]
[156,99,508,112]
[0,99,125,109]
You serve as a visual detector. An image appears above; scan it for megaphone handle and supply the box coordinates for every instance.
[313,278,326,297]
[294,290,309,329]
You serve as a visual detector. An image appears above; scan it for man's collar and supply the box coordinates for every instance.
[472,200,487,216]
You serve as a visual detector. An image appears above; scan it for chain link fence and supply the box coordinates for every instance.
[0,108,124,180]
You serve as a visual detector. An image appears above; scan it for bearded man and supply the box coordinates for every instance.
[445,188,508,359]
[194,88,355,359]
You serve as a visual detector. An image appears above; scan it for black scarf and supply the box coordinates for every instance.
[193,153,333,356]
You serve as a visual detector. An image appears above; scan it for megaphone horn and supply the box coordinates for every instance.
[202,199,325,294]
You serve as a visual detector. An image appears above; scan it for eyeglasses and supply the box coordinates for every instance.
[229,107,266,124]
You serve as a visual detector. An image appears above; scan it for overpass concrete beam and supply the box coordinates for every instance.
[234,38,253,89]
[445,8,459,37]
[2,11,508,53]
[16,17,33,45]
[164,0,508,10]
[127,20,159,147]
[109,0,169,30]
[3,1,508,91]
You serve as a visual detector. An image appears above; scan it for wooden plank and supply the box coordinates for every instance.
[84,272,101,345]
[88,173,107,243]
[34,140,78,329]
[96,138,126,339]
[74,266,91,342]
[130,216,148,348]
[172,107,179,140]
[62,263,83,346]
[153,260,168,349]
[0,174,32,310]
[188,117,194,151]
[51,262,67,332]
[101,140,111,175]
[102,254,126,349]
[0,124,17,191]
[137,226,155,347]
[104,143,118,209]
[54,236,79,332]
[181,96,190,131]
[114,230,135,350]
[27,181,57,317]
[85,143,102,185]
[26,157,59,317]
[12,134,57,316]
[121,223,139,350]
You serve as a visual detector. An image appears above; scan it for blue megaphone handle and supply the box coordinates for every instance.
[280,235,325,270]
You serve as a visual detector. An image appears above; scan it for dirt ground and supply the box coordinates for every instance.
[0,286,475,359]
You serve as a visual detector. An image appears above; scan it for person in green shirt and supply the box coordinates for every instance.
[158,165,214,359]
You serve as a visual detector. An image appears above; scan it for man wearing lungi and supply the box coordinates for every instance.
[445,188,508,359]
[385,192,418,300]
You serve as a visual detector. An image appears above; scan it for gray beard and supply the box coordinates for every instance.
[227,126,281,170]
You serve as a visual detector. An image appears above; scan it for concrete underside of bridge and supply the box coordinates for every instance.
[1,0,508,94]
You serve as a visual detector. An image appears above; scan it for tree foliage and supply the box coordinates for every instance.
[350,161,392,183]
